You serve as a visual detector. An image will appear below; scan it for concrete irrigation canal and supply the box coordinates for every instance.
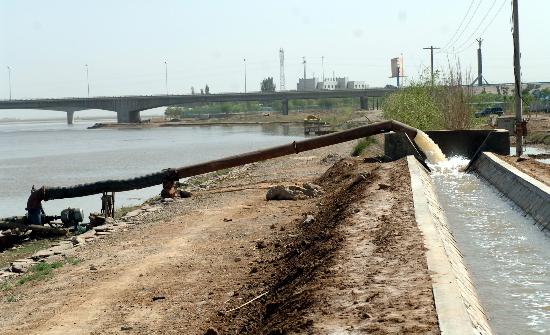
[0,121,548,334]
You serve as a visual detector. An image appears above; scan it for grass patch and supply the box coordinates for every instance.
[16,261,63,286]
[526,132,550,145]
[66,257,81,266]
[5,295,19,303]
[115,205,140,219]
[351,137,376,157]
[0,239,55,269]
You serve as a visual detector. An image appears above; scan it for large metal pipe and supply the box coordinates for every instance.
[43,120,417,201]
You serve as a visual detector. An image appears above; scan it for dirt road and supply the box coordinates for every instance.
[0,140,438,334]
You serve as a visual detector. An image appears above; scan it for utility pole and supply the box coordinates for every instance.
[302,56,306,80]
[7,66,11,100]
[243,58,247,93]
[164,61,168,95]
[85,64,89,97]
[477,38,483,86]
[321,56,325,82]
[512,0,523,156]
[423,45,440,84]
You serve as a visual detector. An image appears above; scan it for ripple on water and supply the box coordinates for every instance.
[430,156,550,334]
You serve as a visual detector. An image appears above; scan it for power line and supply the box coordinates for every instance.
[453,0,507,54]
[441,0,476,50]
[453,0,498,52]
[444,0,484,52]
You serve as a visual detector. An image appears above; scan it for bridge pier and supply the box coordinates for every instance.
[281,99,289,115]
[117,110,141,123]
[66,111,74,125]
[360,96,369,110]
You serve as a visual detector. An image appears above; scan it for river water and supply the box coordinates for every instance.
[0,121,304,218]
[431,157,550,334]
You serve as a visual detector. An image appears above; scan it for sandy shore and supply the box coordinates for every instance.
[0,139,438,334]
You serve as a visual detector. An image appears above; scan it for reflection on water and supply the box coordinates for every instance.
[430,157,550,334]
[0,121,304,218]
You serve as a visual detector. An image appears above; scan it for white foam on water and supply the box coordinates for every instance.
[414,130,447,164]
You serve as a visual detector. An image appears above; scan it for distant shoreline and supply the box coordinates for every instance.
[88,120,303,129]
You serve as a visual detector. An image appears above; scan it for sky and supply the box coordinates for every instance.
[0,0,549,104]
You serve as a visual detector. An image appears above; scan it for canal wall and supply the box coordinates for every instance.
[472,152,550,229]
[407,156,493,335]
[385,130,510,160]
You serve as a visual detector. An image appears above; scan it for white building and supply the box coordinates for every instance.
[298,76,368,91]
[347,81,368,89]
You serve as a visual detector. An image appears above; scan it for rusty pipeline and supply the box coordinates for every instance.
[42,120,418,201]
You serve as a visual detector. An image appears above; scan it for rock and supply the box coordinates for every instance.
[223,218,233,222]
[105,217,115,224]
[88,213,106,226]
[179,190,192,198]
[320,153,342,165]
[204,327,219,335]
[71,236,85,245]
[234,257,241,262]
[89,265,97,271]
[161,198,174,204]
[123,210,142,219]
[250,267,258,274]
[30,250,54,260]
[303,215,315,224]
[302,183,324,197]
[95,231,111,236]
[255,240,267,249]
[378,183,391,190]
[121,326,133,331]
[10,262,29,273]
[94,225,111,232]
[266,185,297,201]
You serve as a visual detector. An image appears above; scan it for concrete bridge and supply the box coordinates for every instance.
[0,89,395,124]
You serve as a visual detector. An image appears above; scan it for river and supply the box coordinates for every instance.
[0,120,304,218]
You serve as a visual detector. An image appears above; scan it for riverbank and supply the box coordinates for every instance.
[0,138,440,334]
[87,109,379,130]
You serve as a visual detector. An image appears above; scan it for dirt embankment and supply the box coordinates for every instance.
[499,155,550,186]
[0,141,438,334]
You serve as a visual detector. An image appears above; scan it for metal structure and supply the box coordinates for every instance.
[302,56,306,80]
[471,38,489,86]
[279,48,285,91]
[39,120,417,201]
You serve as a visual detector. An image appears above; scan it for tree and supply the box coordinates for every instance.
[205,84,210,94]
[261,77,276,92]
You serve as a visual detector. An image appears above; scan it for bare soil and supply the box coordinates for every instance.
[0,140,438,334]
[499,155,550,186]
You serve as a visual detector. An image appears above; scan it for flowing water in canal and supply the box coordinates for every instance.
[431,157,550,334]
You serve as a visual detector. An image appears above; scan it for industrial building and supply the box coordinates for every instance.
[297,76,368,91]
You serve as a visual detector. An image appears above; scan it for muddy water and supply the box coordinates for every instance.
[0,121,304,218]
[430,157,550,334]
[414,130,447,164]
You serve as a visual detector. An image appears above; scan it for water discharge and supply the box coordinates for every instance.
[413,130,447,164]
[430,156,550,334]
